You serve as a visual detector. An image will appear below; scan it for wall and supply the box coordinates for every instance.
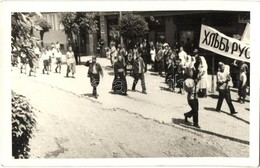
[165,16,176,48]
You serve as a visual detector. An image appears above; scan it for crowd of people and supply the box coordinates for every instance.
[12,41,78,78]
[103,39,249,128]
[12,38,249,129]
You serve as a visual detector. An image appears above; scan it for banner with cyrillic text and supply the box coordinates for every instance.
[199,24,250,62]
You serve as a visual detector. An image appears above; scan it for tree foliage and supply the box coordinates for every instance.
[118,13,149,41]
[35,19,51,46]
[11,12,42,66]
[11,12,42,46]
[58,12,99,47]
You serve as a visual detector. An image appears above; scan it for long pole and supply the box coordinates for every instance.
[119,11,123,44]
[211,54,215,93]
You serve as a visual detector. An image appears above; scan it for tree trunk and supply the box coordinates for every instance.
[40,31,44,47]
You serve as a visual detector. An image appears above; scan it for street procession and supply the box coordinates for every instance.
[10,9,251,159]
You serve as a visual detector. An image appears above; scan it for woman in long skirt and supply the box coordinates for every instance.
[112,55,128,95]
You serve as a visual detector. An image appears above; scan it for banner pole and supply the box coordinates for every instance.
[211,54,215,93]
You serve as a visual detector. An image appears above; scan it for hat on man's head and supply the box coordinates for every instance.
[163,43,169,47]
[193,49,199,53]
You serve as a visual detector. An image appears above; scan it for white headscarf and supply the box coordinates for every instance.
[198,56,208,77]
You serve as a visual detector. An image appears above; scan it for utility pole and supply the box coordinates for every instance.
[119,11,123,45]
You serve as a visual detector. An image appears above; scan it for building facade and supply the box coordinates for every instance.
[39,11,250,60]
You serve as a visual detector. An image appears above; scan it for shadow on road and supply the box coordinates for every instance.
[204,107,250,124]
[171,118,249,145]
[204,107,217,112]
[107,72,114,76]
[104,66,113,71]
[221,111,250,124]
[150,73,159,76]
[82,93,96,98]
[207,94,219,99]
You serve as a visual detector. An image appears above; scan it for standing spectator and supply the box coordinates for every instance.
[112,55,128,95]
[165,56,175,92]
[216,62,237,115]
[125,49,134,76]
[131,48,147,94]
[197,56,208,98]
[142,40,150,72]
[238,66,247,104]
[163,43,170,73]
[110,42,117,67]
[41,48,49,75]
[55,48,62,73]
[183,69,200,128]
[133,44,138,60]
[156,44,164,76]
[150,45,156,71]
[98,39,104,57]
[66,46,76,78]
[178,46,188,66]
[118,44,127,65]
[87,56,103,99]
[174,54,184,94]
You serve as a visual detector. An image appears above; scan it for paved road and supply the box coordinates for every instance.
[11,57,249,158]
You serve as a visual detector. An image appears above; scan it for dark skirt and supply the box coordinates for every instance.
[29,58,38,69]
[43,60,49,67]
[238,82,247,98]
[56,58,62,64]
[90,74,100,87]
[112,74,127,94]
[176,73,185,88]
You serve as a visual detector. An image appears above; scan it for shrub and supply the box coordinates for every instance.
[12,91,36,159]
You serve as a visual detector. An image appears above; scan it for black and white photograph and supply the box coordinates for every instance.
[1,0,259,167]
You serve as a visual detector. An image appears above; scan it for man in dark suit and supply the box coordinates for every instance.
[86,57,103,99]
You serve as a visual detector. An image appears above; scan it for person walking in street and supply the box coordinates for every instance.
[66,46,76,78]
[112,55,128,95]
[183,68,200,128]
[46,46,52,72]
[42,48,50,75]
[132,48,147,94]
[87,56,103,99]
[216,62,238,115]
[55,48,62,73]
[238,66,247,104]
[28,45,38,77]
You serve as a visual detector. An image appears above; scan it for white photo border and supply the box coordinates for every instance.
[1,0,259,167]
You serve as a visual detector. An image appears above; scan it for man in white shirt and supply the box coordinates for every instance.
[66,46,76,78]
[55,48,62,73]
[42,48,50,75]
